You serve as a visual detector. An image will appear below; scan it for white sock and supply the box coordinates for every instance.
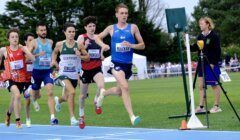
[130,115,136,120]
[94,95,98,103]
[79,108,84,117]
[26,118,31,121]
[50,114,55,120]
[71,116,76,121]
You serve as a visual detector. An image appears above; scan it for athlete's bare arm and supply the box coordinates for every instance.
[76,43,90,62]
[95,25,113,51]
[77,35,84,47]
[51,41,62,69]
[132,24,145,50]
[49,39,54,48]
[28,39,37,53]
[20,45,35,61]
[122,24,145,50]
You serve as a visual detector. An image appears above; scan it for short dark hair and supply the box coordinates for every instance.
[36,21,47,29]
[24,33,35,41]
[115,3,128,13]
[6,28,19,39]
[83,16,97,26]
[63,21,76,32]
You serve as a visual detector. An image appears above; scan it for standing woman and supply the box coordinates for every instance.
[194,17,222,113]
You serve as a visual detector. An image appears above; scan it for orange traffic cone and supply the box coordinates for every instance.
[179,120,188,130]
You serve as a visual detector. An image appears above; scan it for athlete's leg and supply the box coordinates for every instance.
[93,72,105,97]
[63,79,76,118]
[7,94,14,114]
[103,86,122,96]
[25,97,31,127]
[5,93,14,126]
[79,82,89,117]
[111,69,134,118]
[10,85,22,128]
[45,83,54,112]
[25,98,30,119]
[11,85,21,119]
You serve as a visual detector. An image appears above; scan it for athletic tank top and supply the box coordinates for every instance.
[59,41,80,80]
[111,24,135,64]
[81,34,102,70]
[33,38,52,69]
[2,46,26,82]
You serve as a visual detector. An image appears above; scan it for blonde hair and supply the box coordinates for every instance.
[199,17,215,30]
[115,3,128,13]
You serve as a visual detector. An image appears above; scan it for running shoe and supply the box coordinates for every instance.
[26,118,31,128]
[70,117,78,126]
[79,116,85,129]
[210,106,222,113]
[16,120,22,129]
[195,106,206,113]
[5,112,10,127]
[50,118,59,125]
[95,106,102,115]
[130,116,141,126]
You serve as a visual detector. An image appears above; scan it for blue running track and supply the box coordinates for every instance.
[0,124,239,140]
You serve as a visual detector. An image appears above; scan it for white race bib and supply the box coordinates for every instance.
[27,64,33,72]
[39,57,51,66]
[116,43,130,52]
[10,60,24,70]
[63,66,76,72]
[88,49,100,58]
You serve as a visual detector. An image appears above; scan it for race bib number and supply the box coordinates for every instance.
[39,57,51,66]
[220,68,231,82]
[116,43,131,52]
[10,60,24,70]
[88,49,100,58]
[27,64,33,72]
[0,81,6,89]
[63,66,76,72]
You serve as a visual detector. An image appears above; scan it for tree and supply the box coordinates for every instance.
[0,0,83,43]
[190,0,240,47]
[0,28,8,47]
[0,0,174,63]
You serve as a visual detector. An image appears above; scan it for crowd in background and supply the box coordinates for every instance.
[147,53,239,79]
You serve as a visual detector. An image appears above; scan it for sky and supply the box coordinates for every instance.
[162,0,199,18]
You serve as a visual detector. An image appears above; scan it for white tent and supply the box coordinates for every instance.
[102,53,148,82]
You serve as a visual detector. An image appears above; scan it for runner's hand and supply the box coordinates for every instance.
[102,44,110,51]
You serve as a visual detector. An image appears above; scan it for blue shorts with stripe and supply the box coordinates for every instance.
[108,61,132,79]
[31,69,54,90]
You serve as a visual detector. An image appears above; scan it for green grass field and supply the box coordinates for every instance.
[1,72,240,131]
